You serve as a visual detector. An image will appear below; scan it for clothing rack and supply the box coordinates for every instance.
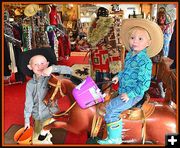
[54,26,65,36]
[5,21,13,28]
[4,33,21,43]
[11,21,19,26]
[4,33,24,85]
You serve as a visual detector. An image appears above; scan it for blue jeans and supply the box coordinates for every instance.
[163,33,172,57]
[104,95,142,123]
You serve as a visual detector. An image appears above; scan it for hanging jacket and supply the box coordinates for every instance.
[49,5,58,26]
[58,34,71,60]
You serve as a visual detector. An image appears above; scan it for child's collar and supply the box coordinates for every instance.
[130,48,147,56]
[32,74,45,81]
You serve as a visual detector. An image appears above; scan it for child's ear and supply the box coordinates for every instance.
[45,61,49,68]
[147,39,152,47]
[47,61,49,66]
[27,64,32,70]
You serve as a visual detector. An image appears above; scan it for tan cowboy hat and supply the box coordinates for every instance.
[121,18,164,57]
[24,4,40,17]
[14,8,23,16]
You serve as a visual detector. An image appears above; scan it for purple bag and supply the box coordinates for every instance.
[72,76,105,109]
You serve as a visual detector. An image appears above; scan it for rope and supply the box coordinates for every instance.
[48,102,76,117]
[91,114,103,138]
[48,79,75,117]
[49,81,61,101]
[141,108,146,144]
[93,116,102,137]
[58,83,65,97]
[91,114,97,137]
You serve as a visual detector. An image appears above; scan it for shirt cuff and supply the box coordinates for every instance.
[25,118,30,125]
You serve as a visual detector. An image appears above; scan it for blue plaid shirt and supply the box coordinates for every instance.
[118,48,152,99]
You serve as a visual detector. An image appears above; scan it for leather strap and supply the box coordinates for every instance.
[91,115,103,138]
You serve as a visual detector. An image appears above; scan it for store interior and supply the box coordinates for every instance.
[2,2,177,145]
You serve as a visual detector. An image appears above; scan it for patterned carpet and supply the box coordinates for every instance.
[71,64,91,80]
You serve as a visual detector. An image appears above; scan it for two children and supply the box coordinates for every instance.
[19,18,163,145]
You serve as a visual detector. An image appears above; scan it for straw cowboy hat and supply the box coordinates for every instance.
[18,47,57,77]
[121,18,164,57]
[24,4,40,17]
[14,8,23,16]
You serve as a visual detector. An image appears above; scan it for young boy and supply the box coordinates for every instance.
[19,47,72,144]
[97,18,163,144]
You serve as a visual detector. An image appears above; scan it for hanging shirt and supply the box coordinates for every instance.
[8,42,18,73]
[49,6,58,26]
[58,34,71,60]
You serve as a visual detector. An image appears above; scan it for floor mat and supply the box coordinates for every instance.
[4,124,67,145]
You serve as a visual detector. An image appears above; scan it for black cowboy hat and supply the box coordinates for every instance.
[18,47,57,77]
[97,7,109,18]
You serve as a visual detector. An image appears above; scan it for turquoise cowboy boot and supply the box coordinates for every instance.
[97,119,122,144]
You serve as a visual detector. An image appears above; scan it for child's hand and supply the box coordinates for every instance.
[42,66,53,76]
[120,93,129,103]
[24,123,30,129]
[112,76,119,84]
[104,77,110,81]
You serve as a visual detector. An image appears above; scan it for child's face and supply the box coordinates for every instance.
[129,28,151,53]
[27,55,49,76]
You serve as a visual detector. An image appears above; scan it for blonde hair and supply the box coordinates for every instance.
[128,26,151,40]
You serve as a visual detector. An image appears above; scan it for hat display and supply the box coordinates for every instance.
[14,8,23,16]
[18,48,57,77]
[97,7,109,18]
[24,4,40,17]
[121,18,164,57]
